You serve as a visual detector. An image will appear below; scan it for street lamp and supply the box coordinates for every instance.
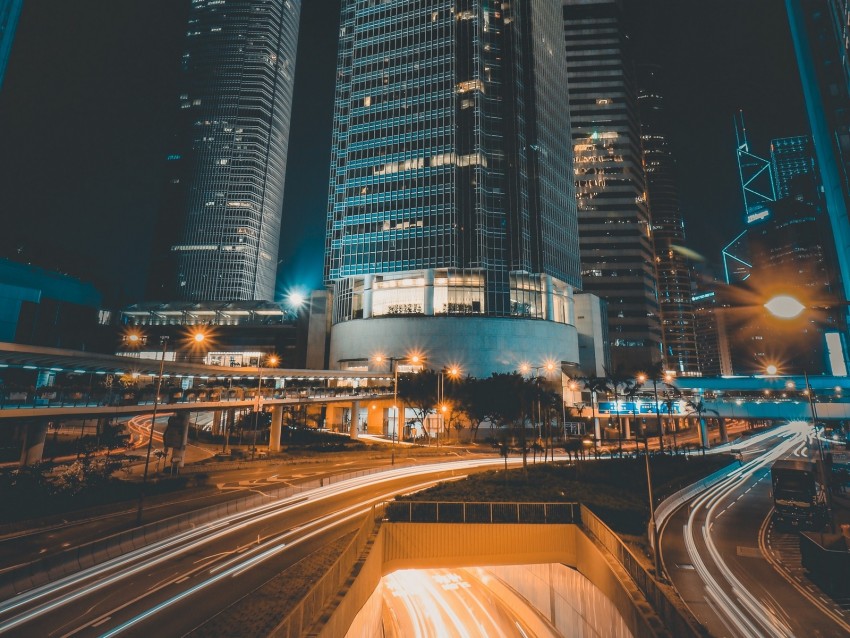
[520,361,558,461]
[252,354,279,461]
[637,370,673,453]
[375,352,424,464]
[438,365,461,445]
[136,335,168,525]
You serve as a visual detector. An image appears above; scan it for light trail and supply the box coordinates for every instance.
[675,422,809,638]
[0,457,519,635]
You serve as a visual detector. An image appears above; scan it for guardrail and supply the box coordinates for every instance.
[653,462,738,533]
[580,504,706,637]
[268,505,384,638]
[0,465,394,599]
[385,500,579,524]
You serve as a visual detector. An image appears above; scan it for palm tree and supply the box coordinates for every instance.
[685,398,720,451]
[580,375,607,448]
[602,366,635,457]
[661,385,684,452]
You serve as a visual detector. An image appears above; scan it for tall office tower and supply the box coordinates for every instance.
[325,1,581,377]
[150,0,301,302]
[770,136,817,199]
[786,0,850,323]
[637,64,699,375]
[563,0,662,370]
[692,290,733,377]
[0,0,23,91]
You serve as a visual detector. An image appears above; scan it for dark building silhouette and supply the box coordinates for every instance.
[563,0,662,371]
[637,64,699,375]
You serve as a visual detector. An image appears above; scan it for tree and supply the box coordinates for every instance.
[397,369,438,440]
[601,366,636,457]
[661,384,684,452]
[455,377,493,442]
[580,374,607,446]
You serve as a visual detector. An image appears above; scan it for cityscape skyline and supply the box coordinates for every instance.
[0,1,808,308]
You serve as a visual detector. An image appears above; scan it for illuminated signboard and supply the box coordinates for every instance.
[596,401,685,415]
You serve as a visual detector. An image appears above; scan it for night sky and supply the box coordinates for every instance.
[0,1,807,306]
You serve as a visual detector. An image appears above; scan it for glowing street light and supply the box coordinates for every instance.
[765,364,778,376]
[763,295,807,319]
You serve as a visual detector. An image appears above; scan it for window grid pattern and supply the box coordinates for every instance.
[326,0,580,323]
[172,0,300,302]
[563,0,662,360]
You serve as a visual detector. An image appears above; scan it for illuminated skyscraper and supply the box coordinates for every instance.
[150,0,301,302]
[770,135,816,200]
[325,0,582,376]
[563,0,662,370]
[637,64,699,375]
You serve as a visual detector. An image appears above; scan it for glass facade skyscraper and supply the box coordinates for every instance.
[325,0,581,376]
[563,0,662,370]
[151,0,300,302]
[637,64,699,375]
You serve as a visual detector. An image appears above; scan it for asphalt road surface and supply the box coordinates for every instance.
[661,421,850,637]
[0,458,517,637]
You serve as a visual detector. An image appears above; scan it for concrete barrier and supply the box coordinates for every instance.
[653,462,738,533]
[305,513,704,638]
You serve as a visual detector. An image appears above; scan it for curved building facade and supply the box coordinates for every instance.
[324,1,581,375]
[166,0,300,302]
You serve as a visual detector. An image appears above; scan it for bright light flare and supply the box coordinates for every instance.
[764,295,806,319]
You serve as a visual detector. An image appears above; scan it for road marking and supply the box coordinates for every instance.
[91,616,111,628]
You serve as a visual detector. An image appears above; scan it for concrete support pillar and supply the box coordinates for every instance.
[593,418,601,445]
[167,412,191,470]
[624,417,631,440]
[718,417,728,444]
[362,274,374,319]
[19,420,49,466]
[699,419,710,450]
[423,269,435,316]
[269,406,283,452]
[212,410,222,437]
[350,401,360,439]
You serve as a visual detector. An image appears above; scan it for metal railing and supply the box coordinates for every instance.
[385,501,579,524]
[580,504,706,637]
[269,505,384,638]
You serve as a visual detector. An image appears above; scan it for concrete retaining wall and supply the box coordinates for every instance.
[314,522,679,638]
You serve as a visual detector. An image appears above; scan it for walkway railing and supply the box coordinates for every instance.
[385,500,579,524]
[269,505,384,638]
[580,504,706,637]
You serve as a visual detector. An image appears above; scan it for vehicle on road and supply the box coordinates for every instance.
[771,459,828,530]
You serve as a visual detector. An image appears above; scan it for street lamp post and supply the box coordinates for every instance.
[136,335,168,525]
[437,366,461,446]
[521,362,557,461]
[804,372,835,532]
[252,354,278,461]
[376,353,422,465]
[643,432,663,579]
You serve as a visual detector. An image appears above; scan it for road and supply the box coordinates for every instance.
[0,458,517,637]
[383,567,559,638]
[661,421,850,637]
